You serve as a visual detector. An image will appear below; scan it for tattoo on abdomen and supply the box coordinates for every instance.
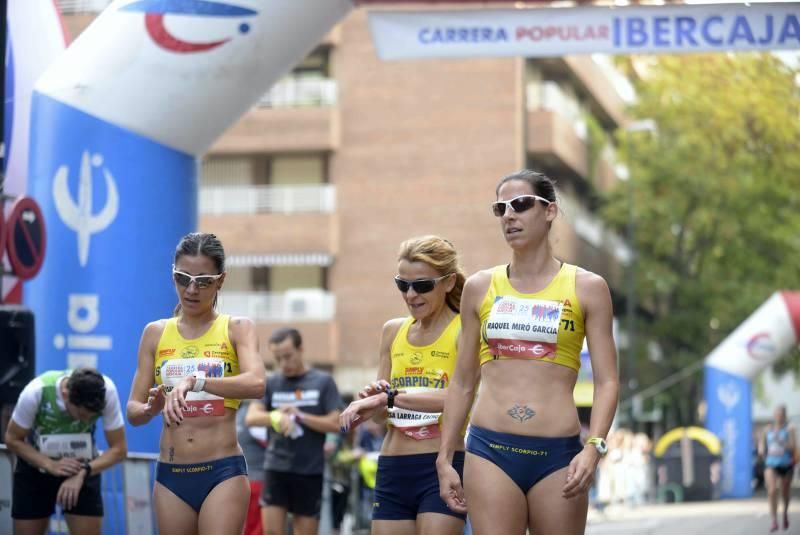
[507,405,536,422]
[168,447,174,462]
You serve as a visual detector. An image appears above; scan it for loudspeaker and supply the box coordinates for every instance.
[0,305,35,404]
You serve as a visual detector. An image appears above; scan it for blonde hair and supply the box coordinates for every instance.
[397,235,466,313]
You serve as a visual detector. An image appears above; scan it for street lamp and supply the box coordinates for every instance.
[621,119,657,426]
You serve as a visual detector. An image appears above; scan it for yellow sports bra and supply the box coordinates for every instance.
[479,264,584,371]
[388,314,460,440]
[154,314,241,415]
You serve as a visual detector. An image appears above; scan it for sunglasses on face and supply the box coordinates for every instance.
[394,274,450,294]
[491,194,552,217]
[172,268,223,289]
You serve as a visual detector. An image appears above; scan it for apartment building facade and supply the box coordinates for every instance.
[61,3,632,393]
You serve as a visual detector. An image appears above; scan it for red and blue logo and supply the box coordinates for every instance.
[121,0,257,53]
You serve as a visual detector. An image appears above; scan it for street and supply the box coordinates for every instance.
[587,496,800,535]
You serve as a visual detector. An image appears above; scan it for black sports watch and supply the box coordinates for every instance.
[386,389,399,409]
[81,461,92,477]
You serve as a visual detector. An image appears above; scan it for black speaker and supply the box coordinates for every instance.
[0,305,35,404]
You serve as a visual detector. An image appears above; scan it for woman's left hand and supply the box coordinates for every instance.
[562,446,600,499]
[163,375,193,426]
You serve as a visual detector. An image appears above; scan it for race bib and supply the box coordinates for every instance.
[159,358,226,417]
[38,433,92,460]
[387,387,441,440]
[485,296,563,359]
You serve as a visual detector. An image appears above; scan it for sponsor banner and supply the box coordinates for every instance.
[25,93,196,453]
[705,292,800,379]
[368,3,800,60]
[35,0,353,154]
[704,366,751,498]
[3,0,66,303]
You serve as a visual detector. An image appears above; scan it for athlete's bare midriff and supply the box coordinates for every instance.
[158,408,242,463]
[471,359,581,437]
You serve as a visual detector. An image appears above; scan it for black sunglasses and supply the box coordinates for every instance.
[492,194,552,217]
[394,274,451,294]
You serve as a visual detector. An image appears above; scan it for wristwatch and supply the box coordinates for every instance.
[81,461,92,477]
[386,389,399,409]
[191,370,206,392]
[586,437,608,457]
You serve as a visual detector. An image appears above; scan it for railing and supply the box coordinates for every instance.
[526,81,588,141]
[591,54,637,104]
[56,0,112,14]
[257,77,338,108]
[199,184,336,215]
[218,289,336,322]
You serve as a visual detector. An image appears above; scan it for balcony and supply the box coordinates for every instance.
[219,290,335,322]
[218,290,338,365]
[210,78,338,154]
[563,56,628,128]
[199,184,336,215]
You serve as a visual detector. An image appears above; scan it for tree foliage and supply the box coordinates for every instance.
[604,54,800,426]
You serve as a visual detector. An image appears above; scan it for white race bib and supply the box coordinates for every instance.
[485,296,562,359]
[160,358,226,417]
[38,433,92,460]
[387,387,441,440]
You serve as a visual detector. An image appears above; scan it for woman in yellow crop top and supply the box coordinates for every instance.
[437,170,619,535]
[126,233,265,535]
[339,236,467,535]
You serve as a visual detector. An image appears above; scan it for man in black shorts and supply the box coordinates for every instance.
[4,368,127,535]
[246,328,342,535]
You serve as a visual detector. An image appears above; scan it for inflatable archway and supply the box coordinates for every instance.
[704,291,800,498]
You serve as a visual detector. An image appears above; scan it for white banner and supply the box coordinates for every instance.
[705,292,800,379]
[368,3,800,60]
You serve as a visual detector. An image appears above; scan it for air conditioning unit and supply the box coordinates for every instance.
[283,289,333,320]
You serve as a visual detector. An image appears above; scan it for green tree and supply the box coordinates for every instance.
[604,54,800,427]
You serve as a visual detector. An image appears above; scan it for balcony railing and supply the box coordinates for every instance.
[558,193,631,265]
[527,81,587,141]
[218,290,335,322]
[257,78,338,108]
[56,0,111,13]
[199,184,336,215]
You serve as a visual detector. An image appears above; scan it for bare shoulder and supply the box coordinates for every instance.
[575,267,611,296]
[464,268,494,295]
[382,317,406,341]
[142,319,168,339]
[229,316,256,329]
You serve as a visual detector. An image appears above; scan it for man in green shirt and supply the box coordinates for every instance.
[4,368,127,535]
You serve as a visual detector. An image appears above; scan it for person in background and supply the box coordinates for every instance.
[759,404,796,532]
[246,327,342,535]
[5,367,127,535]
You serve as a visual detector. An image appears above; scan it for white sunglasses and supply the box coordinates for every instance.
[172,267,223,289]
[492,194,552,217]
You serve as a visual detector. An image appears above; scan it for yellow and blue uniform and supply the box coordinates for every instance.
[153,314,248,512]
[154,314,241,415]
[479,263,584,370]
[467,264,585,493]
[373,314,466,522]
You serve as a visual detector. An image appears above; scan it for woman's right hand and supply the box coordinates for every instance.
[437,459,467,514]
[339,395,386,432]
[358,379,392,399]
[144,385,167,416]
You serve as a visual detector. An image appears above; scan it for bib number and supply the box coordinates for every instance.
[160,358,226,417]
[38,433,92,460]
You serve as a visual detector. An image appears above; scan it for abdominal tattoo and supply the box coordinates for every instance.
[507,405,536,422]
[168,447,174,462]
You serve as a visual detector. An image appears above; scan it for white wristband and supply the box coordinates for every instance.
[191,371,206,392]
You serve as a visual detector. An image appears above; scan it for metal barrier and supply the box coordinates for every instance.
[0,445,375,534]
